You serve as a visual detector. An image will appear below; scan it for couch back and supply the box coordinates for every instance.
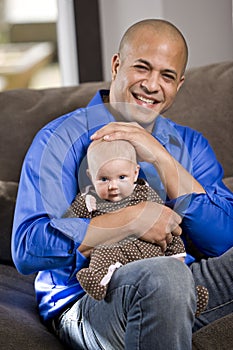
[0,61,232,265]
[0,61,232,183]
[164,61,233,179]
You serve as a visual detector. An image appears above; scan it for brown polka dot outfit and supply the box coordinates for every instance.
[64,178,164,218]
[64,179,208,315]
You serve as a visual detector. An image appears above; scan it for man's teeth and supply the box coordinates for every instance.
[137,95,154,104]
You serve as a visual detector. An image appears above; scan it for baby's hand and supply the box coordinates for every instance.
[86,195,97,212]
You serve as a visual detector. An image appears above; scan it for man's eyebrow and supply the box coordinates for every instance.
[136,58,152,67]
[163,69,177,78]
[136,58,178,77]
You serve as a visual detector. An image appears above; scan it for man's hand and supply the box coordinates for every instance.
[91,121,160,164]
[131,201,182,252]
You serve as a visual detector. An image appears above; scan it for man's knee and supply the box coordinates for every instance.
[107,257,196,321]
[138,257,194,295]
[112,257,194,297]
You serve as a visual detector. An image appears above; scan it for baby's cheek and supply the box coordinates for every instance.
[120,183,135,197]
[96,187,108,200]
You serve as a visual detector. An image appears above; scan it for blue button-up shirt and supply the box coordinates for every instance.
[12,90,233,322]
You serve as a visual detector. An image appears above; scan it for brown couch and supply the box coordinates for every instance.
[0,61,232,349]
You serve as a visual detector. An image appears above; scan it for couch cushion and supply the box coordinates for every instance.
[192,313,233,350]
[0,181,18,265]
[223,177,233,192]
[0,265,65,349]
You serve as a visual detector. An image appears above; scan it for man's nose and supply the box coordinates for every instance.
[142,71,160,93]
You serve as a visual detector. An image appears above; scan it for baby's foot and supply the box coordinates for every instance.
[195,285,209,316]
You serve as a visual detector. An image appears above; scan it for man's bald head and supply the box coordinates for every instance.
[118,19,188,74]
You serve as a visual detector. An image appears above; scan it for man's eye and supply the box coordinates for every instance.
[163,73,175,81]
[134,65,148,70]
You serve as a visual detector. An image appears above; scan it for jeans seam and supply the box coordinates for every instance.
[199,299,233,315]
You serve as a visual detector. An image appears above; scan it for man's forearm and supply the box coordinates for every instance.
[153,148,205,199]
[78,205,140,256]
[78,201,182,257]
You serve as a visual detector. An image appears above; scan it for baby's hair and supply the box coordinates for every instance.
[87,139,137,178]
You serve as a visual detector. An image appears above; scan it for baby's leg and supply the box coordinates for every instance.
[77,244,128,300]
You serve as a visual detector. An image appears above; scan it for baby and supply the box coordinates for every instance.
[64,139,208,315]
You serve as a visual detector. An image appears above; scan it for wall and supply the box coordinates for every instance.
[163,0,233,69]
[99,0,233,80]
[99,0,164,80]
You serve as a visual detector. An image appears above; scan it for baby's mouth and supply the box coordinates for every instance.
[108,192,120,199]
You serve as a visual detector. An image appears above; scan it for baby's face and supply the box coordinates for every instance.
[92,159,139,202]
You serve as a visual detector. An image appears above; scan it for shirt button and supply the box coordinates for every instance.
[68,249,73,254]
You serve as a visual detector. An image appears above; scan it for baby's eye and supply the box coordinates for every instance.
[100,177,108,182]
[119,175,126,180]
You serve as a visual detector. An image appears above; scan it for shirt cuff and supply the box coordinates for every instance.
[51,217,90,244]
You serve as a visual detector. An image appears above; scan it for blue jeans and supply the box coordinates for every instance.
[191,247,233,331]
[53,249,233,349]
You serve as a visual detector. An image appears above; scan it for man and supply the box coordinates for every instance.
[12,19,233,349]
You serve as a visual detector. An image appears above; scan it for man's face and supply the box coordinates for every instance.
[92,159,140,202]
[109,29,185,130]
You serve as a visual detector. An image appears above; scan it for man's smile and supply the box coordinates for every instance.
[132,93,161,106]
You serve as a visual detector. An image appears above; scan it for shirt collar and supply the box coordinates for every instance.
[152,115,182,147]
[86,90,115,136]
[87,89,110,108]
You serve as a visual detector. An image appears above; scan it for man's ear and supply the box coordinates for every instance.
[177,75,185,92]
[111,53,120,80]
